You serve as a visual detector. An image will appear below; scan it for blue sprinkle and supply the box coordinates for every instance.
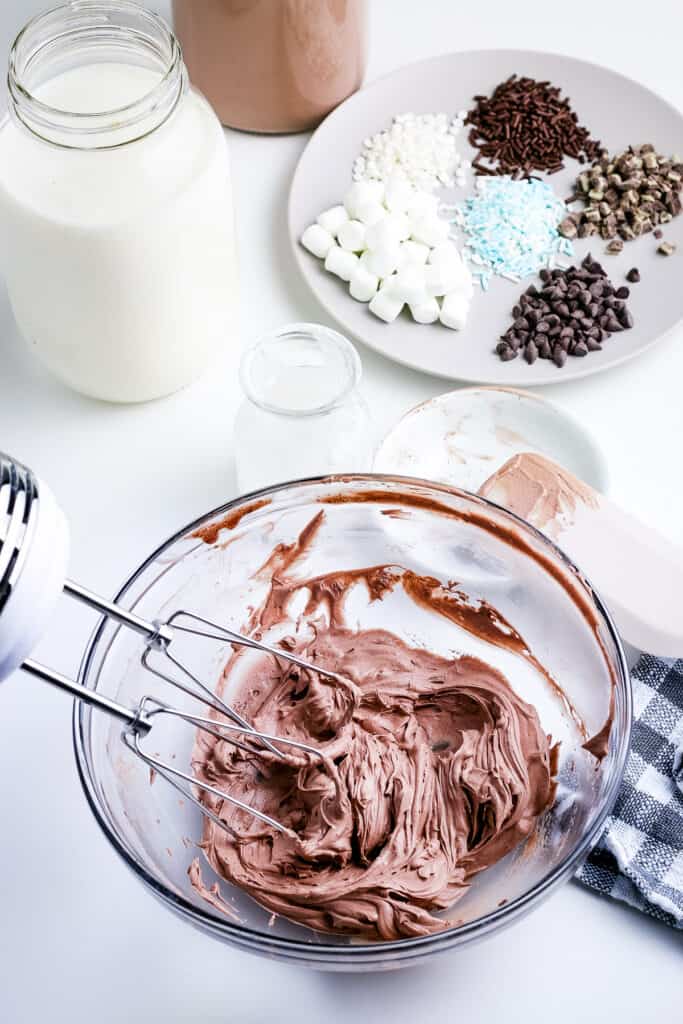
[455,177,572,289]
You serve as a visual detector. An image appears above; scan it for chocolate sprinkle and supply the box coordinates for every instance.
[465,75,601,177]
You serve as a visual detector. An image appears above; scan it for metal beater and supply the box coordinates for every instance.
[0,451,338,835]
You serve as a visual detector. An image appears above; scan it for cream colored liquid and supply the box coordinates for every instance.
[0,62,236,402]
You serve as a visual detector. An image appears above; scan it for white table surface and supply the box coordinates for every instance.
[0,1,681,1021]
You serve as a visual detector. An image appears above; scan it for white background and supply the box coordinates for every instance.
[0,1,681,1021]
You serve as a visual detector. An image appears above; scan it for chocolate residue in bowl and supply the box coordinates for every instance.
[193,624,557,940]
[193,485,614,755]
[192,498,272,545]
[319,481,616,756]
[187,483,618,936]
[188,500,616,939]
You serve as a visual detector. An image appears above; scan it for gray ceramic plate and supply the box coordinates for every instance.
[288,51,683,386]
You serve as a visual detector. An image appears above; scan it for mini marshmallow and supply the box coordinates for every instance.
[369,288,404,323]
[363,241,401,278]
[365,213,410,251]
[301,224,334,259]
[349,264,379,302]
[384,174,416,214]
[409,214,450,247]
[424,263,461,297]
[385,266,427,306]
[393,212,412,241]
[324,244,359,282]
[398,240,430,268]
[431,252,474,297]
[355,200,386,226]
[428,241,462,267]
[409,297,440,324]
[317,205,349,235]
[440,291,470,330]
[454,262,474,299]
[344,180,384,219]
[337,219,367,252]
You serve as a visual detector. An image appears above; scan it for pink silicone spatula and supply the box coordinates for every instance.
[478,452,683,656]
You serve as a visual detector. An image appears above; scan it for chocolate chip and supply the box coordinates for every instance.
[626,267,640,282]
[498,252,634,368]
[524,341,538,364]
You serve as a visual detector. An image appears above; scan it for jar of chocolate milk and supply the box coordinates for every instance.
[172,0,368,133]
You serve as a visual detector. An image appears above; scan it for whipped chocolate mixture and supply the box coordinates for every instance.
[191,512,558,940]
[193,628,555,940]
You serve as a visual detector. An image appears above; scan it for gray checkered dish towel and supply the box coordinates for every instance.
[576,654,683,927]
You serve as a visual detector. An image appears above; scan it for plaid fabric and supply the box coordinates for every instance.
[576,654,683,928]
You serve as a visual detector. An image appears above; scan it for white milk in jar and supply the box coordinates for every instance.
[0,2,236,403]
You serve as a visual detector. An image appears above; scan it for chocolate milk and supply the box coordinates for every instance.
[172,0,368,133]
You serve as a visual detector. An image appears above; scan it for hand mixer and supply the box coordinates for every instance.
[0,451,335,836]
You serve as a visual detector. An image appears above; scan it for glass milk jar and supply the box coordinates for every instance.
[0,2,236,403]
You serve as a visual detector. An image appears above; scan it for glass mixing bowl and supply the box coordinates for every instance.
[73,475,630,970]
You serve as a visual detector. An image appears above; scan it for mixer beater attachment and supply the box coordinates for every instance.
[0,451,337,835]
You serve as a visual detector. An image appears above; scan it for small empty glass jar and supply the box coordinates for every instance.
[234,324,374,493]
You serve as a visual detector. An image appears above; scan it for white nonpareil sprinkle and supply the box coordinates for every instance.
[352,112,469,193]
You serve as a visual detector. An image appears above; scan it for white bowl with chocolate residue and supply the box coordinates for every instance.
[73,475,629,970]
[374,387,609,496]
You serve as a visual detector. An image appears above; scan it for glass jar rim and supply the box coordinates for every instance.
[7,1,186,150]
[239,323,363,418]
